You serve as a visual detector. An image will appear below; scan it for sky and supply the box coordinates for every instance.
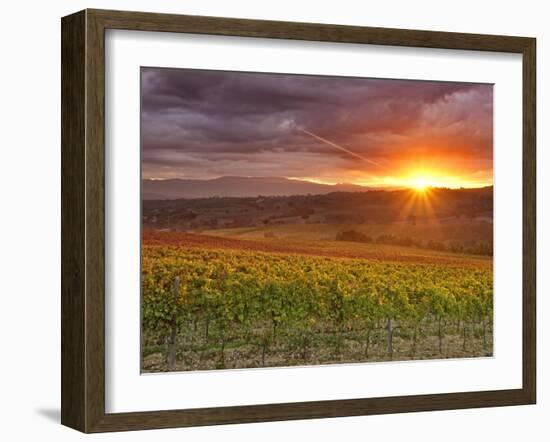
[141,67,493,189]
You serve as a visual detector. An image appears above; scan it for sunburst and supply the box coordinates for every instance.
[410,177,430,192]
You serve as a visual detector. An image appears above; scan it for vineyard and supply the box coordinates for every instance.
[142,233,493,372]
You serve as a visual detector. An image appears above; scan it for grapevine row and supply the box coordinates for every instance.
[142,245,493,370]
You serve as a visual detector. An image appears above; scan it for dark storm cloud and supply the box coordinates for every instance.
[141,67,493,181]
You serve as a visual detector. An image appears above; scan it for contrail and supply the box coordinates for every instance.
[297,127,386,169]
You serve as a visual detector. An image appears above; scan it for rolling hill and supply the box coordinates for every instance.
[142,176,370,200]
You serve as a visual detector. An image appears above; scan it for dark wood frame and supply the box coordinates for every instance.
[61,8,536,433]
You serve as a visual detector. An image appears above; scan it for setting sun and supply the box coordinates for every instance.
[411,177,429,191]
[392,169,485,191]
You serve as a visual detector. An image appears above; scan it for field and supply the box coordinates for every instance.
[141,229,493,372]
[205,218,493,245]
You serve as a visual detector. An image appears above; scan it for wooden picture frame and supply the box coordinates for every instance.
[61,8,536,433]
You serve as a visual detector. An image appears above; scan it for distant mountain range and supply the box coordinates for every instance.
[142,176,373,200]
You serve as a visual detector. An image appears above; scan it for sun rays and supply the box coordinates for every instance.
[395,183,443,238]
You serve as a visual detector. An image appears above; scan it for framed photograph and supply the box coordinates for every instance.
[61,9,536,433]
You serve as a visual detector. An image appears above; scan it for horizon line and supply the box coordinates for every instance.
[142,175,494,190]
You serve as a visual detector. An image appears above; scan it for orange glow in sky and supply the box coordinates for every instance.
[296,166,493,190]
[142,68,493,189]
[281,126,493,190]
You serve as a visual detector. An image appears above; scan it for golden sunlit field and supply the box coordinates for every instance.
[141,230,493,372]
[205,220,493,251]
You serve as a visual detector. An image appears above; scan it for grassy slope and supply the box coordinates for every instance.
[203,219,492,244]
